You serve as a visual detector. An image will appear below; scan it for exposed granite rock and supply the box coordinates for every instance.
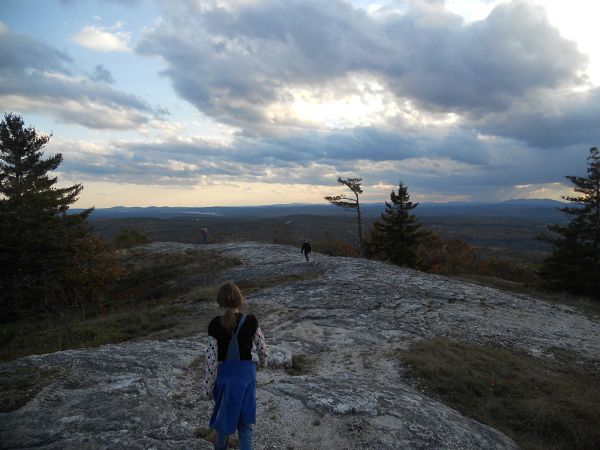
[0,338,210,450]
[2,241,599,449]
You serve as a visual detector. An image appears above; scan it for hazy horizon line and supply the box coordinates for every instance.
[70,198,567,210]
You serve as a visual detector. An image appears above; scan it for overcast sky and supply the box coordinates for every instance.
[1,0,599,207]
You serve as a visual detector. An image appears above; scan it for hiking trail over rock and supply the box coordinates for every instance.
[1,241,599,449]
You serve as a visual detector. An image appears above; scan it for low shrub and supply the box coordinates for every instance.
[287,354,313,376]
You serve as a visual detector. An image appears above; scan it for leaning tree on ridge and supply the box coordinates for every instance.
[325,177,365,257]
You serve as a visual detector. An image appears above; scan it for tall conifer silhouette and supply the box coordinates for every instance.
[366,181,429,267]
[539,147,600,298]
[0,114,93,317]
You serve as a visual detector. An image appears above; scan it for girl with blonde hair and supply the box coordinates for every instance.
[204,282,268,450]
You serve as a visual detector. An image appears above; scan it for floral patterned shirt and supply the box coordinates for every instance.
[203,323,268,399]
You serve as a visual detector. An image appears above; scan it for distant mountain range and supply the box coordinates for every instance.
[74,199,568,222]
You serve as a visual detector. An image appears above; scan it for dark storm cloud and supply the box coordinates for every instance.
[55,124,505,188]
[0,23,72,73]
[110,126,495,172]
[383,1,586,112]
[360,142,588,199]
[137,0,588,141]
[90,64,115,84]
[0,26,157,129]
[477,87,600,148]
[53,113,589,202]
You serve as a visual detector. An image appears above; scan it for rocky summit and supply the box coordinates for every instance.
[1,242,599,449]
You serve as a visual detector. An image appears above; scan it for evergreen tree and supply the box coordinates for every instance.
[539,147,600,298]
[324,177,364,256]
[0,113,93,318]
[365,181,430,267]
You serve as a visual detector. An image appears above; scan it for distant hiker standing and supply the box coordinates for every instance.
[201,226,209,244]
[203,282,268,450]
[300,239,312,262]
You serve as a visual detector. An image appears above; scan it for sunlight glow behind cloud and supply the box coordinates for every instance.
[269,75,399,130]
[71,23,131,52]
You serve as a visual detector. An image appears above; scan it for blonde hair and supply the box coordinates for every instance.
[217,282,244,332]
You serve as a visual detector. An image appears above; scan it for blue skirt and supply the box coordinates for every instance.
[209,360,256,435]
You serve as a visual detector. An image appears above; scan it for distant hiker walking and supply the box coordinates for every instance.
[203,282,268,450]
[201,226,209,244]
[300,239,312,262]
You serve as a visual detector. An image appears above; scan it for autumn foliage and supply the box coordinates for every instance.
[314,231,358,257]
[418,233,475,275]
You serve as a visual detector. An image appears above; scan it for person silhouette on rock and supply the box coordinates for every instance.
[300,239,312,262]
[201,226,209,245]
[203,282,268,450]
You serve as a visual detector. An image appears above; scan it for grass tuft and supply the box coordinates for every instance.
[0,367,63,412]
[194,427,214,440]
[286,354,313,376]
[236,273,321,295]
[0,305,188,362]
[397,338,600,450]
[0,248,239,362]
[456,274,600,321]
